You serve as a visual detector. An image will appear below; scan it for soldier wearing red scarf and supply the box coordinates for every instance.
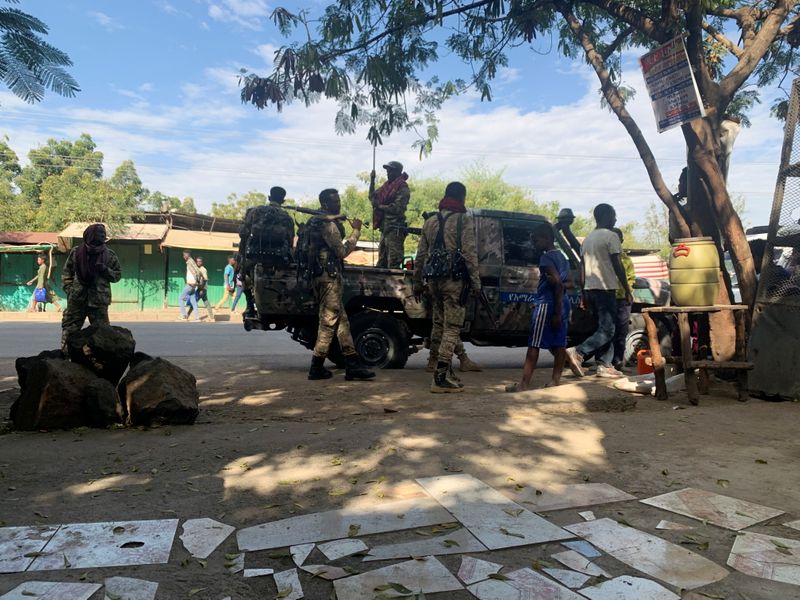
[371,160,410,268]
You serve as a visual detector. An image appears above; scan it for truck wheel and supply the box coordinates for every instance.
[351,313,409,369]
[623,328,648,366]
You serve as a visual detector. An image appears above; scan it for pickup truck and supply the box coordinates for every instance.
[247,208,669,368]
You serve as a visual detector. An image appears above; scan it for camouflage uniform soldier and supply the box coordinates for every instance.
[414,182,481,393]
[238,186,294,318]
[307,188,375,382]
[426,304,483,372]
[372,161,410,268]
[60,224,122,352]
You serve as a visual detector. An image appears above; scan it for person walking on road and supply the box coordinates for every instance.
[371,161,410,268]
[178,249,200,322]
[506,223,570,392]
[188,256,214,322]
[26,254,62,312]
[566,204,633,378]
[414,182,481,393]
[306,189,375,382]
[60,224,121,351]
[214,255,237,312]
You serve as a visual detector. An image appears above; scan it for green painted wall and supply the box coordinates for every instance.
[0,252,64,312]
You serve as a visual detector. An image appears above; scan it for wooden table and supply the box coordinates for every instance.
[642,305,753,405]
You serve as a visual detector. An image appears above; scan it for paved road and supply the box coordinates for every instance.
[0,322,538,369]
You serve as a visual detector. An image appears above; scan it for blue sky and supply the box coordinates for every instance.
[1,0,785,229]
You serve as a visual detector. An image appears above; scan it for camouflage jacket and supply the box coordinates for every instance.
[375,183,410,229]
[316,220,360,269]
[414,209,480,290]
[62,247,122,307]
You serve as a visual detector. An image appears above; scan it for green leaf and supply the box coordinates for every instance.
[348,523,361,537]
[499,527,525,539]
[488,573,510,580]
[276,584,293,598]
[442,539,460,547]
[755,459,768,464]
[503,508,523,517]
[188,588,206,597]
[374,582,414,595]
[717,479,730,488]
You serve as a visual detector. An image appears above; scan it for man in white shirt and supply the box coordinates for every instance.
[566,204,633,378]
[178,249,201,321]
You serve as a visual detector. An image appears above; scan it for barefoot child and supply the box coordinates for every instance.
[506,223,571,391]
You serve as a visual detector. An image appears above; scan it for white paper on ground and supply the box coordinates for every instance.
[0,582,102,600]
[457,555,503,584]
[364,527,486,562]
[237,497,452,551]
[640,487,784,531]
[515,483,636,513]
[290,543,314,566]
[416,474,571,550]
[551,550,610,577]
[562,540,602,558]
[783,519,800,532]
[542,567,591,588]
[656,520,694,531]
[317,538,368,561]
[28,519,179,571]
[467,567,584,600]
[179,518,235,559]
[566,518,728,590]
[273,568,303,600]
[578,511,596,521]
[300,564,350,580]
[579,575,680,599]
[244,567,275,577]
[104,576,159,600]
[333,557,463,599]
[0,525,60,574]
[727,531,800,586]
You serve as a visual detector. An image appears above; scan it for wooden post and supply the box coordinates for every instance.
[678,313,699,405]
[735,309,749,402]
[644,310,668,401]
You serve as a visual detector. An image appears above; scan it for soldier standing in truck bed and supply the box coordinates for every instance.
[306,188,376,382]
[414,182,481,393]
[371,160,410,268]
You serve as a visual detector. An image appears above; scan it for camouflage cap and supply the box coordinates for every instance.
[382,160,403,172]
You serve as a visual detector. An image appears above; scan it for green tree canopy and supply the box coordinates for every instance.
[0,0,79,102]
[211,190,269,220]
[144,191,197,214]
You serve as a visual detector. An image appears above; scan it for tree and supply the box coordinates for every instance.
[144,191,197,214]
[0,1,79,103]
[110,160,147,206]
[239,1,799,312]
[211,191,268,220]
[17,133,103,204]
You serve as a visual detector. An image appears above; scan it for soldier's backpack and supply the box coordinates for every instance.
[423,212,457,280]
[246,204,295,266]
[295,218,324,283]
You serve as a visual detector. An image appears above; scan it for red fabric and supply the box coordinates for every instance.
[373,173,409,229]
[438,196,467,213]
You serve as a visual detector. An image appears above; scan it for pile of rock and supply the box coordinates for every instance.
[11,324,199,431]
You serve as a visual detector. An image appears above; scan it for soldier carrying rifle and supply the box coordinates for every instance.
[371,160,410,269]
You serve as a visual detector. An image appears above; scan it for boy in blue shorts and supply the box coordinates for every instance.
[506,223,573,391]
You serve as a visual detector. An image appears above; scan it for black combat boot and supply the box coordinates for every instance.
[431,361,464,393]
[308,355,333,380]
[344,353,376,381]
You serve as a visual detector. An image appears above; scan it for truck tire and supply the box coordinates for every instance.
[623,328,648,366]
[351,313,409,369]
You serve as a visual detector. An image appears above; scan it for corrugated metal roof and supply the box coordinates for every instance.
[161,229,240,252]
[0,231,60,245]
[58,223,169,241]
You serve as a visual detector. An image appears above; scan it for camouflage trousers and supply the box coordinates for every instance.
[61,300,110,352]
[428,279,466,362]
[429,295,466,358]
[377,227,406,269]
[312,274,356,358]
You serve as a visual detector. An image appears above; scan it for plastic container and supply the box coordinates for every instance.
[637,349,655,374]
[668,237,720,306]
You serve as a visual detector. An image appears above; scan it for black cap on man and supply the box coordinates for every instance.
[269,186,287,204]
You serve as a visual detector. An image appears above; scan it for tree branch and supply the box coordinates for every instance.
[703,21,743,58]
[600,25,634,60]
[556,0,691,237]
[720,0,798,103]
[580,0,671,43]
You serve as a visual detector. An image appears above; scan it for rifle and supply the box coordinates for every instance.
[459,280,499,328]
[369,144,377,267]
[284,205,370,229]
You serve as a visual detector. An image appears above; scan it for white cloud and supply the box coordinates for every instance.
[253,43,280,67]
[139,82,154,93]
[207,0,269,30]
[88,11,125,32]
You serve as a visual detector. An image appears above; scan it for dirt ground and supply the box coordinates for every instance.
[0,357,799,599]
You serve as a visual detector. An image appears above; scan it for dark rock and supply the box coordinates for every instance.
[67,324,135,385]
[130,351,153,368]
[119,357,199,426]
[85,378,124,428]
[13,359,96,430]
[15,349,64,389]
